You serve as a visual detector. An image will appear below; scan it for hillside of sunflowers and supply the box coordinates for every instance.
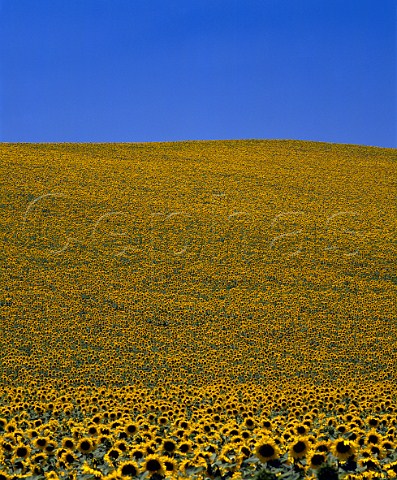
[0,139,396,480]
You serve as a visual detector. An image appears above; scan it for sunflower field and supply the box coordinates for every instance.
[0,140,396,479]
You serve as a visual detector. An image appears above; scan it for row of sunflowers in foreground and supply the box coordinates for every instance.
[0,382,397,479]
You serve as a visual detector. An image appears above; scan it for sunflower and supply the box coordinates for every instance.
[366,429,381,445]
[117,460,140,477]
[107,448,123,461]
[295,423,308,436]
[27,429,39,439]
[336,424,347,434]
[142,432,153,442]
[124,423,138,436]
[13,443,31,459]
[357,457,380,471]
[163,457,178,475]
[381,439,394,453]
[33,436,49,450]
[162,439,177,454]
[4,423,16,434]
[130,447,145,460]
[45,440,58,455]
[360,446,372,459]
[366,417,379,428]
[117,432,127,442]
[369,445,382,458]
[178,441,193,454]
[144,443,155,455]
[239,445,251,458]
[178,420,189,430]
[61,437,75,450]
[243,418,256,430]
[175,428,186,439]
[114,441,127,453]
[308,450,326,470]
[61,450,78,465]
[87,425,99,436]
[77,438,95,454]
[157,416,168,426]
[98,435,112,446]
[0,471,11,480]
[179,458,197,476]
[332,439,356,461]
[314,441,330,453]
[55,448,66,460]
[254,438,279,462]
[289,437,310,460]
[261,419,272,430]
[30,465,43,476]
[31,452,48,465]
[92,415,102,424]
[142,454,165,477]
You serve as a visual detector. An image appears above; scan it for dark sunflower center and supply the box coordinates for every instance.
[259,444,275,457]
[80,441,91,451]
[109,449,119,459]
[293,441,306,453]
[311,454,325,466]
[241,447,250,457]
[121,464,137,475]
[163,441,176,452]
[317,466,339,480]
[362,459,377,470]
[165,461,175,471]
[336,442,351,453]
[368,435,378,444]
[146,459,161,471]
[16,447,28,457]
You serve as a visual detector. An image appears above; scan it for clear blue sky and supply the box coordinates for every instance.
[0,0,396,147]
